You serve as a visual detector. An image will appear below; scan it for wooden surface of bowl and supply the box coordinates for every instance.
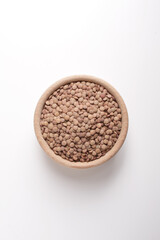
[34,75,128,168]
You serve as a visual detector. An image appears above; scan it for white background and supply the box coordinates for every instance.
[0,0,160,239]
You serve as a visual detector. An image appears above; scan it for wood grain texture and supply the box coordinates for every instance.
[34,75,128,168]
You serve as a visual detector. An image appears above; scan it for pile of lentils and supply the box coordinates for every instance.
[40,81,122,162]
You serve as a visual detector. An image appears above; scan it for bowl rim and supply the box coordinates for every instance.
[34,75,128,169]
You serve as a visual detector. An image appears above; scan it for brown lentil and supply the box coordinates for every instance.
[40,81,122,162]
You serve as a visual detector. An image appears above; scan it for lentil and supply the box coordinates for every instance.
[40,81,122,162]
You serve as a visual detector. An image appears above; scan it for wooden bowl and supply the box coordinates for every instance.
[34,75,128,168]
